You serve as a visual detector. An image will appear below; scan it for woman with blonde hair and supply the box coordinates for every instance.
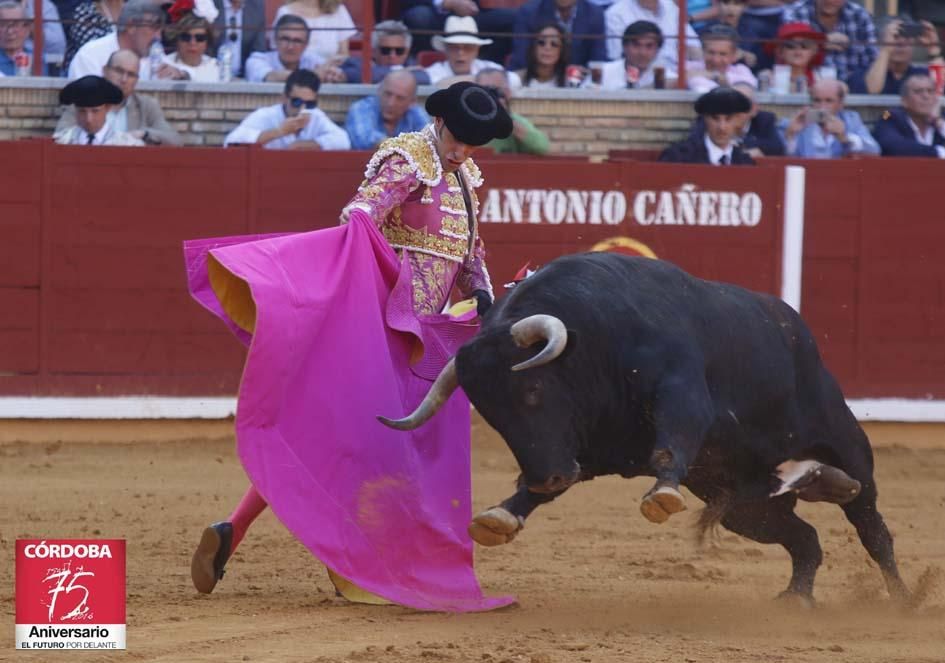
[273,0,357,63]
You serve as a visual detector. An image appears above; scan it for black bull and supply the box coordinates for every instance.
[380,253,909,603]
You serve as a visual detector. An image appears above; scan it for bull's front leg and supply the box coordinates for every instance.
[640,369,714,525]
[469,477,566,546]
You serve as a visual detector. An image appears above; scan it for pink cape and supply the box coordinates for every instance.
[183,211,514,612]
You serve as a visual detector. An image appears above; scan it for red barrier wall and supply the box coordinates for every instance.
[0,141,941,400]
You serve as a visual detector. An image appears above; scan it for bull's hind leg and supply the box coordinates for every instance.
[840,483,910,601]
[719,497,823,605]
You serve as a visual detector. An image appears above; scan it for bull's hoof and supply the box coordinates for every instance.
[776,590,816,610]
[640,485,687,524]
[469,507,524,546]
[772,460,862,504]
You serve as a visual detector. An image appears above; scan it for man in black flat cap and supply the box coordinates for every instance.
[660,86,756,165]
[191,82,514,599]
[54,75,144,146]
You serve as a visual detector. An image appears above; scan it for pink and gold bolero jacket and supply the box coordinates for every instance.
[343,126,493,315]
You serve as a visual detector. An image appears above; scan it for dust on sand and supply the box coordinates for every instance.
[1,418,943,663]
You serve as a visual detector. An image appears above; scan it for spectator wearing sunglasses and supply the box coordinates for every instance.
[475,68,550,155]
[758,22,826,90]
[56,49,182,145]
[345,69,430,149]
[161,2,221,82]
[245,13,322,82]
[0,2,47,76]
[516,23,569,88]
[508,0,607,70]
[339,20,430,85]
[210,0,267,79]
[225,69,350,150]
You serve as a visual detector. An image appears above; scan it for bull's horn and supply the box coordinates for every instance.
[510,314,568,372]
[377,358,459,430]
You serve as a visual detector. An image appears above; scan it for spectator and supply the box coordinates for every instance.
[56,49,182,145]
[273,0,356,63]
[849,18,941,96]
[345,70,430,150]
[53,75,144,145]
[161,0,222,82]
[687,24,757,92]
[211,0,267,79]
[0,1,47,75]
[245,14,321,82]
[64,0,122,73]
[600,20,676,89]
[700,0,756,67]
[68,0,163,79]
[424,16,521,88]
[476,68,550,155]
[780,0,877,84]
[508,0,607,70]
[660,86,755,164]
[225,69,350,150]
[516,22,569,88]
[780,79,878,158]
[873,72,945,158]
[401,0,516,63]
[760,22,826,89]
[339,20,431,85]
[689,81,784,156]
[740,0,790,71]
[605,0,701,67]
[20,0,66,64]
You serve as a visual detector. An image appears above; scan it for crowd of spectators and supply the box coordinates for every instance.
[3,0,945,160]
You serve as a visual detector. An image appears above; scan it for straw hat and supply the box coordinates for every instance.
[432,16,493,52]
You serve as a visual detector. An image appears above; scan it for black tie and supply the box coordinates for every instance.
[719,154,729,165]
[86,132,95,145]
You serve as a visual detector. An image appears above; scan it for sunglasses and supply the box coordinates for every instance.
[289,97,318,109]
[378,46,406,55]
[179,32,208,43]
[536,38,562,48]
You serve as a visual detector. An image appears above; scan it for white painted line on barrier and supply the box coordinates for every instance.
[781,165,806,313]
[0,397,944,422]
[0,397,237,419]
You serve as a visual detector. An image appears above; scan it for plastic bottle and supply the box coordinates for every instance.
[148,40,165,80]
[14,50,31,76]
[217,40,233,82]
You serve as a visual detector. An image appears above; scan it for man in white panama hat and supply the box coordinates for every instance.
[402,0,515,60]
[425,15,522,88]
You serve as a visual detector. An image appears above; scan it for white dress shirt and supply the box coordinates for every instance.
[162,53,221,82]
[53,119,144,146]
[604,0,699,65]
[704,133,733,165]
[907,116,945,159]
[425,59,522,88]
[244,50,324,83]
[224,103,351,150]
[68,32,150,80]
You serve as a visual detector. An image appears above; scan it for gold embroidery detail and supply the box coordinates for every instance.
[364,130,442,187]
[383,207,468,263]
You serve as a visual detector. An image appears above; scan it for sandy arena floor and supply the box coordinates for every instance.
[1,418,943,663]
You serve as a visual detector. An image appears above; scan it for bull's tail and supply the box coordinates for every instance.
[694,494,733,548]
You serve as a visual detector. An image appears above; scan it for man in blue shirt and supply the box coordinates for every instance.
[780,79,879,158]
[345,69,430,151]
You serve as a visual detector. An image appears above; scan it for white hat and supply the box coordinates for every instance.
[432,15,493,52]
